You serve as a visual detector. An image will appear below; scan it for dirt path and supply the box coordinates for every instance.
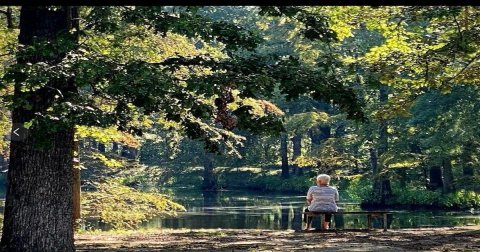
[76,226,480,251]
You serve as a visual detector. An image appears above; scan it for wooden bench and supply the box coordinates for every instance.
[303,210,392,231]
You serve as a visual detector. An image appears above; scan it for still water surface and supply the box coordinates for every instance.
[1,187,478,231]
[137,188,480,231]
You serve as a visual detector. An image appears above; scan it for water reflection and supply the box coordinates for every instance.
[76,188,480,231]
[138,188,480,231]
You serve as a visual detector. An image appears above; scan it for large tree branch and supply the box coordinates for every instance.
[443,53,480,85]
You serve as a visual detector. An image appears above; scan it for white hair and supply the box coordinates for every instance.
[316,174,331,185]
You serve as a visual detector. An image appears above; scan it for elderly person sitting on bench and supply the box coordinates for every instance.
[304,174,339,230]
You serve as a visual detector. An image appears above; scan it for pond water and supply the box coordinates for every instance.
[135,188,480,231]
[1,186,478,231]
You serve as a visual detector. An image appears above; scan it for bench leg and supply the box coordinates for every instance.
[320,214,324,231]
[383,213,388,231]
[304,213,312,231]
[303,213,307,231]
[367,214,372,231]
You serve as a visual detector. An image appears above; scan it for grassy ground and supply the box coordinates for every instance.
[75,225,480,251]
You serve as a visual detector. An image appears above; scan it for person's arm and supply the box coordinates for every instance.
[306,198,312,205]
[306,188,313,205]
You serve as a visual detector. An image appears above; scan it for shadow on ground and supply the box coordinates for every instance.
[76,226,480,251]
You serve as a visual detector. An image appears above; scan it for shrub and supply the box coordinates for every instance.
[81,178,185,230]
[392,187,441,206]
[440,190,480,209]
[259,175,313,193]
[388,184,480,209]
[343,175,372,202]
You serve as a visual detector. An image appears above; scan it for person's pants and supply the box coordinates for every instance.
[303,208,332,225]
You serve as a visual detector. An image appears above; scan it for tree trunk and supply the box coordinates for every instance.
[377,86,389,157]
[309,126,330,145]
[292,134,302,159]
[202,152,217,191]
[112,142,118,153]
[409,143,421,154]
[410,143,430,189]
[381,180,392,202]
[1,7,78,251]
[0,154,5,170]
[462,141,475,176]
[428,166,443,190]
[369,147,382,201]
[90,139,98,150]
[442,159,455,193]
[334,123,346,138]
[1,7,14,29]
[372,84,392,205]
[369,147,378,175]
[291,134,302,176]
[73,139,81,223]
[280,202,290,230]
[129,147,138,159]
[97,142,106,153]
[378,85,392,202]
[120,145,129,157]
[398,168,407,188]
[463,164,475,176]
[280,132,289,179]
[121,145,137,159]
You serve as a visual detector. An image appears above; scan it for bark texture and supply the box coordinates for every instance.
[1,6,78,251]
[372,84,392,205]
[291,134,302,176]
[428,166,443,190]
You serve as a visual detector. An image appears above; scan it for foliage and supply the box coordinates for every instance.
[0,105,9,158]
[1,6,364,156]
[1,6,480,230]
[285,111,329,135]
[255,175,314,193]
[0,12,16,158]
[76,6,479,211]
[231,96,285,137]
[440,190,480,209]
[91,153,125,168]
[81,178,185,230]
[390,185,480,210]
[342,175,373,202]
[291,155,317,168]
[391,186,442,207]
[76,126,140,148]
[409,85,480,164]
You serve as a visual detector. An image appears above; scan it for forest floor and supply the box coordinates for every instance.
[76,225,480,251]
